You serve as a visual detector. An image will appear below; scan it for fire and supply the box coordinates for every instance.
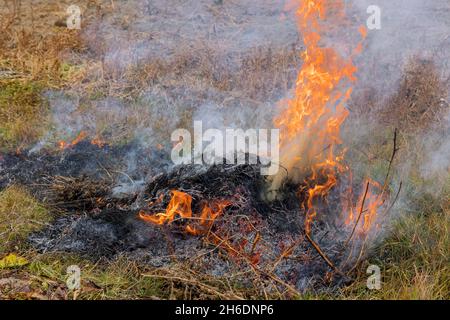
[138,1,383,248]
[58,131,107,150]
[274,0,383,235]
[90,137,106,148]
[139,190,231,236]
[344,179,384,235]
[58,131,88,150]
[273,0,357,196]
[139,191,263,264]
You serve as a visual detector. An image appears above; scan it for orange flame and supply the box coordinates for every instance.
[139,190,231,235]
[58,131,107,150]
[58,131,88,150]
[90,137,106,148]
[344,179,384,234]
[275,1,382,235]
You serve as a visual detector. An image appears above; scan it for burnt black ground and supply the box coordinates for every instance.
[0,141,169,192]
[1,143,301,255]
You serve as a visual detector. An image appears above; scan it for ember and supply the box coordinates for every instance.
[59,131,107,150]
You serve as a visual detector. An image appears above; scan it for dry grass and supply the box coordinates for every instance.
[381,58,448,134]
[55,41,301,111]
[1,0,300,149]
[1,252,289,300]
[0,80,48,150]
[0,252,166,299]
[0,186,51,254]
[0,19,84,85]
[341,203,449,300]
[55,43,301,147]
[0,1,86,150]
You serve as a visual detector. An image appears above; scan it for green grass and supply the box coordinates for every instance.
[22,254,164,300]
[341,190,449,300]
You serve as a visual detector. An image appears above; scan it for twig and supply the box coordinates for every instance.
[344,180,370,247]
[113,170,135,185]
[207,231,301,297]
[347,236,369,276]
[270,236,304,272]
[381,128,399,196]
[96,160,113,181]
[305,233,344,276]
[348,182,402,275]
[382,181,403,217]
[142,273,244,300]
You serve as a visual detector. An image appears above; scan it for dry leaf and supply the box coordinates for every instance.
[0,254,29,269]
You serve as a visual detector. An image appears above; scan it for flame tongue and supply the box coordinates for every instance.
[139,190,230,235]
[58,131,107,150]
[140,190,193,225]
[275,0,357,176]
[274,1,381,235]
[59,131,88,150]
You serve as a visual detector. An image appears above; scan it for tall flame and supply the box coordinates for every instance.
[274,0,378,235]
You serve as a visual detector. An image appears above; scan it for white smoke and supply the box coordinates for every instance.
[350,0,450,96]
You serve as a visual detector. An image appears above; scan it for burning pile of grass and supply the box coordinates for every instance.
[0,133,395,295]
[0,136,390,294]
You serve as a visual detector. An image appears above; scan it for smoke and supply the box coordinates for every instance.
[422,110,450,177]
[350,0,450,96]
[420,110,450,193]
[349,0,450,183]
[33,0,301,174]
